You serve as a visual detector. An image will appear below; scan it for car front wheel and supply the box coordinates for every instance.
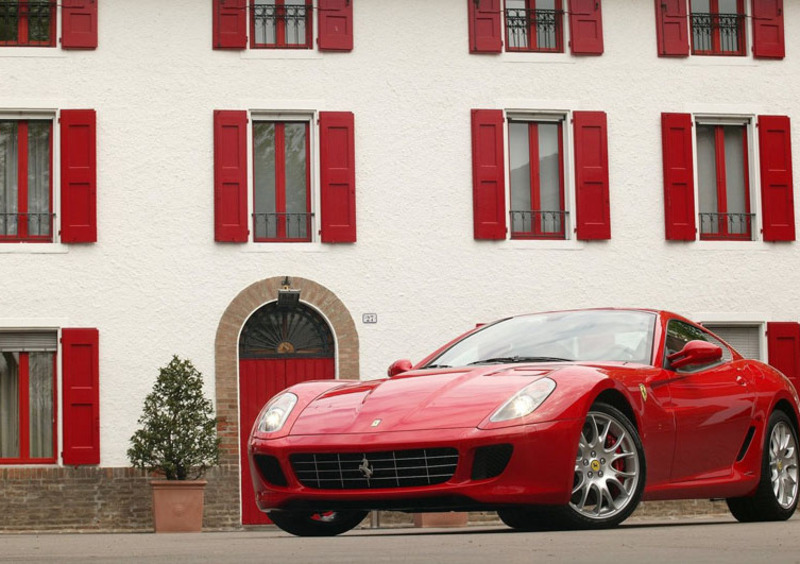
[268,510,369,537]
[727,410,799,522]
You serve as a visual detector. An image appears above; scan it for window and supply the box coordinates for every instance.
[214,110,356,244]
[0,119,53,242]
[655,0,784,58]
[702,323,762,358]
[0,109,97,245]
[508,119,565,239]
[0,0,56,47]
[471,109,610,241]
[253,121,311,242]
[505,0,563,52]
[690,0,745,56]
[213,0,353,51]
[251,0,312,49]
[0,333,56,463]
[696,122,751,240]
[661,113,795,242]
[469,0,603,55]
[0,328,101,466]
[0,0,97,49]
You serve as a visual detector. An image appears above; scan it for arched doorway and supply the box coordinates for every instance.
[238,301,336,525]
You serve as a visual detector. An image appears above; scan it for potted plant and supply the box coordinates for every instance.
[128,356,221,533]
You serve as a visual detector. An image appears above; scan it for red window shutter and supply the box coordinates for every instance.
[661,113,696,240]
[60,109,97,243]
[573,111,610,240]
[759,115,795,242]
[768,322,800,391]
[213,0,247,49]
[654,0,689,56]
[752,0,784,59]
[62,328,100,466]
[568,0,604,55]
[319,111,357,243]
[471,109,506,240]
[318,0,353,51]
[214,111,249,242]
[468,0,502,53]
[61,0,98,49]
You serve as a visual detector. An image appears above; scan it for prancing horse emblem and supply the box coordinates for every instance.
[358,455,374,480]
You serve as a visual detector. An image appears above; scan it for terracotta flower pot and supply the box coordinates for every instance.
[150,480,207,533]
[413,512,469,528]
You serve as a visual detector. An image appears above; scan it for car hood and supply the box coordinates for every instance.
[288,365,559,435]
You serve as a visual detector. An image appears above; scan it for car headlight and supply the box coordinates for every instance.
[256,392,298,433]
[489,378,556,422]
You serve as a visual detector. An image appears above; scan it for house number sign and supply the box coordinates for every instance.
[362,313,378,324]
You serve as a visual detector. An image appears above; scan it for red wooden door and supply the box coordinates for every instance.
[239,357,335,525]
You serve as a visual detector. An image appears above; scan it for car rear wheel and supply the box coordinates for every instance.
[268,510,369,537]
[727,410,799,522]
[559,402,646,529]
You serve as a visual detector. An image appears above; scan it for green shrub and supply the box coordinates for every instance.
[128,356,221,480]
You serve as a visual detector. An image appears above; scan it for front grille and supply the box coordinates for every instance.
[253,454,288,487]
[290,448,459,490]
[471,444,513,481]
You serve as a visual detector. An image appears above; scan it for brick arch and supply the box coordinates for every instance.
[213,276,359,474]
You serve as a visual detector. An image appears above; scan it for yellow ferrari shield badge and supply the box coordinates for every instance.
[639,384,647,403]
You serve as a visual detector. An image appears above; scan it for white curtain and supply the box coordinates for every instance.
[0,122,19,237]
[0,352,20,458]
[28,352,53,458]
[27,122,51,237]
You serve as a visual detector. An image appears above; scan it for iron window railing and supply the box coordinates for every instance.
[699,212,753,240]
[510,210,568,239]
[253,212,313,242]
[690,12,745,55]
[505,8,563,52]
[0,0,56,46]
[0,212,54,242]
[251,2,312,49]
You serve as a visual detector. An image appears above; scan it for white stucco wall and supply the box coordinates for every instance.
[1,0,799,466]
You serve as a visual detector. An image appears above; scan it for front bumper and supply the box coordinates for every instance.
[248,418,580,513]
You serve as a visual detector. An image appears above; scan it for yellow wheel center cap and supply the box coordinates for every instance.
[590,460,601,472]
[778,460,784,472]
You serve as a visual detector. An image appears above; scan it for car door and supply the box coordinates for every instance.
[662,320,756,482]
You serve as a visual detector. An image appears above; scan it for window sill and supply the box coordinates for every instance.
[500,51,575,65]
[497,238,584,251]
[0,47,65,58]
[685,56,758,68]
[241,48,322,61]
[679,240,787,251]
[0,243,68,254]
[240,241,326,253]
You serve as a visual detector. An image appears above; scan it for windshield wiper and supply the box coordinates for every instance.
[424,364,452,369]
[468,356,573,365]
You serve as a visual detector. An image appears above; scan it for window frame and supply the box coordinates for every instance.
[507,117,567,240]
[0,348,57,465]
[504,0,565,53]
[0,116,55,243]
[248,111,318,245]
[249,0,314,50]
[695,120,753,241]
[689,0,747,57]
[504,111,574,241]
[0,0,57,48]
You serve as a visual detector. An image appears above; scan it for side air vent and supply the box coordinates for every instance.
[254,454,288,487]
[736,426,756,462]
[471,444,513,481]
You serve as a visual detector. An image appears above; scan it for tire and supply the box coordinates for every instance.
[268,510,369,537]
[727,410,799,522]
[554,402,646,529]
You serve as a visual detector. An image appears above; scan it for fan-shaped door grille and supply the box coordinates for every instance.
[239,302,334,359]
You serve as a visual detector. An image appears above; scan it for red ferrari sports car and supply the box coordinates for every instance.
[247,309,800,536]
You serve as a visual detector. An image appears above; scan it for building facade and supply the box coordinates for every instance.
[1,0,799,530]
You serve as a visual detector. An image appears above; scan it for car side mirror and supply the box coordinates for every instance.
[387,359,413,377]
[667,340,723,370]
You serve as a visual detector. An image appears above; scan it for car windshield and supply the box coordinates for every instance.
[428,310,657,368]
